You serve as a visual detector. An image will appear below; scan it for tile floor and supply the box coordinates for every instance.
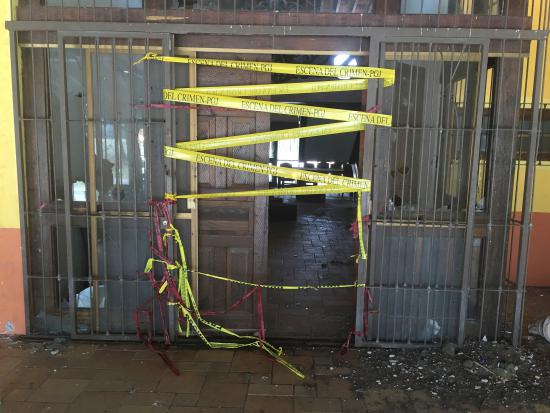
[267,196,358,340]
[2,287,550,412]
[0,339,371,413]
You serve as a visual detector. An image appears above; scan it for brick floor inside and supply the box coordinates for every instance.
[266,196,358,340]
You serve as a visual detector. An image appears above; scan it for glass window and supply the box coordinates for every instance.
[46,0,143,7]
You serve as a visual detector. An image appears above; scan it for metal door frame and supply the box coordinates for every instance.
[7,24,545,343]
[56,30,174,340]
[355,35,490,347]
[174,45,371,337]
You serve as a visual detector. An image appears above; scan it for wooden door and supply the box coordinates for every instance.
[196,52,270,331]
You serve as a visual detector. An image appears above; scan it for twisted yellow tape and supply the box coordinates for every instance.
[175,121,364,151]
[188,270,368,291]
[148,226,305,379]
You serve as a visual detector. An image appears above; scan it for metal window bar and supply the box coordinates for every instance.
[361,37,490,347]
[10,0,550,29]
[10,30,173,340]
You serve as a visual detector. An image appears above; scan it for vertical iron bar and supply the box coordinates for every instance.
[391,41,404,345]
[113,36,125,336]
[29,31,49,335]
[457,39,489,346]
[94,36,109,334]
[478,35,508,340]
[438,48,453,343]
[378,40,393,344]
[415,42,432,345]
[46,36,63,334]
[355,35,380,347]
[163,33,176,341]
[406,42,421,343]
[10,30,31,335]
[496,38,525,340]
[129,37,140,337]
[401,44,414,344]
[58,32,77,338]
[512,39,546,346]
[452,44,474,341]
[423,42,438,346]
[84,42,97,336]
[439,47,454,343]
[101,43,110,335]
[84,43,99,335]
[78,36,92,336]
[145,36,155,335]
[374,40,391,344]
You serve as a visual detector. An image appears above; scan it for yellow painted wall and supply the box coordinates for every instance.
[0,0,26,335]
[524,0,550,105]
[510,163,550,286]
[0,0,19,229]
[514,163,550,213]
[531,165,550,213]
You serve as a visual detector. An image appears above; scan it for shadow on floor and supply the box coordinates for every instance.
[267,195,358,340]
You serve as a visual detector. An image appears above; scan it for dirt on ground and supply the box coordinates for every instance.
[334,337,550,412]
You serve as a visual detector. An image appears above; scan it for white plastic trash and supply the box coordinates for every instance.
[528,316,550,343]
[76,285,106,309]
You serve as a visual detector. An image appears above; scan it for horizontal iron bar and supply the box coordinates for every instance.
[5,21,549,40]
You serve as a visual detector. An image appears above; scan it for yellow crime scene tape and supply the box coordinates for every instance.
[136,52,395,378]
[165,146,371,191]
[165,185,358,201]
[135,53,395,86]
[174,121,365,151]
[147,227,306,378]
[189,270,368,291]
[176,79,369,96]
[163,89,392,126]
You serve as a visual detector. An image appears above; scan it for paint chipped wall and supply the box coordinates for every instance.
[0,0,26,335]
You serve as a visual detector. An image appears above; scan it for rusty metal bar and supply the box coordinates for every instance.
[457,38,489,345]
[512,38,546,346]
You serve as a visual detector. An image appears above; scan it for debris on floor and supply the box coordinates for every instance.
[1,336,550,412]
[29,337,67,356]
[345,338,550,411]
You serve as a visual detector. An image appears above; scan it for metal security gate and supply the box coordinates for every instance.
[9,23,547,345]
[11,30,184,339]
[356,34,547,347]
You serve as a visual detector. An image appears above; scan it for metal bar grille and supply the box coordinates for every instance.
[10,0,550,30]
[7,19,548,346]
[12,30,176,339]
[357,34,547,346]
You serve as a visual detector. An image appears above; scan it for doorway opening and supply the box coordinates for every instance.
[266,54,364,340]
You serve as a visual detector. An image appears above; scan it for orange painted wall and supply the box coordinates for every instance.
[509,212,550,287]
[510,164,550,287]
[525,213,550,286]
[528,0,550,286]
[0,229,25,334]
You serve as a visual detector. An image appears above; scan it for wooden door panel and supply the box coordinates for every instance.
[199,200,254,235]
[197,117,215,187]
[195,52,270,331]
[200,235,255,249]
[198,246,228,311]
[227,247,255,320]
